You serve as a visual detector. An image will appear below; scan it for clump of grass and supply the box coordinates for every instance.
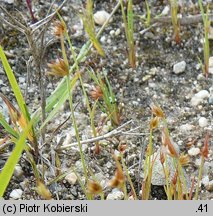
[0,46,38,156]
[120,0,136,68]
[48,17,88,180]
[0,1,122,199]
[142,105,164,200]
[142,104,192,200]
[198,0,210,78]
[0,116,36,197]
[169,0,181,44]
[89,69,120,126]
[195,133,209,199]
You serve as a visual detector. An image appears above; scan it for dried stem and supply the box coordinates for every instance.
[57,120,147,150]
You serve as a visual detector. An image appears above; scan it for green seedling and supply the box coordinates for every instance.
[169,0,181,44]
[145,0,151,26]
[198,0,210,78]
[81,0,105,57]
[120,0,136,68]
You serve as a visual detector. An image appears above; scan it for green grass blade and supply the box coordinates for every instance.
[82,18,105,57]
[86,0,95,30]
[127,0,134,36]
[145,0,151,26]
[39,74,79,130]
[0,118,35,197]
[0,113,18,138]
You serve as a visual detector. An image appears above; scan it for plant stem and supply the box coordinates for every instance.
[195,156,204,200]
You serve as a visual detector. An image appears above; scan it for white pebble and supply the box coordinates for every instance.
[188,147,200,156]
[18,77,25,83]
[198,117,208,128]
[173,61,186,74]
[197,73,205,80]
[100,36,106,43]
[161,6,170,16]
[191,90,210,106]
[179,124,195,132]
[65,172,78,185]
[106,190,124,200]
[107,39,112,44]
[109,30,115,36]
[205,180,213,192]
[191,97,203,106]
[4,0,14,4]
[14,165,23,178]
[209,56,213,74]
[195,90,210,99]
[202,176,209,187]
[115,28,121,36]
[9,189,23,199]
[195,158,202,167]
[94,11,111,26]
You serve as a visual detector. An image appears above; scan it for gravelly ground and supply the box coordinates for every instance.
[0,0,212,200]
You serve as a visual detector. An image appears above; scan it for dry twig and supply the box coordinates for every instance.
[58,120,147,150]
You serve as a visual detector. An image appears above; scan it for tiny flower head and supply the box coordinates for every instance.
[87,180,103,195]
[108,160,125,188]
[53,21,66,37]
[160,146,166,164]
[201,133,209,159]
[150,104,164,118]
[89,86,103,100]
[162,128,179,158]
[118,144,127,154]
[150,116,159,129]
[47,58,69,77]
[179,153,190,166]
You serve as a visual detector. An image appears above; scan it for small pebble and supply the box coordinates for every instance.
[109,30,115,36]
[209,87,213,104]
[115,28,121,36]
[173,61,186,74]
[94,11,111,25]
[188,147,200,156]
[197,73,205,80]
[198,117,208,128]
[106,189,124,200]
[14,165,24,178]
[100,36,106,43]
[202,176,209,187]
[65,172,78,185]
[191,90,210,106]
[161,6,170,16]
[179,124,195,132]
[19,77,25,83]
[205,180,213,192]
[195,90,210,99]
[9,189,23,199]
[209,56,213,74]
[4,0,14,4]
[209,26,213,40]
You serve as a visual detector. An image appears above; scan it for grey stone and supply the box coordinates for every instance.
[173,61,186,74]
